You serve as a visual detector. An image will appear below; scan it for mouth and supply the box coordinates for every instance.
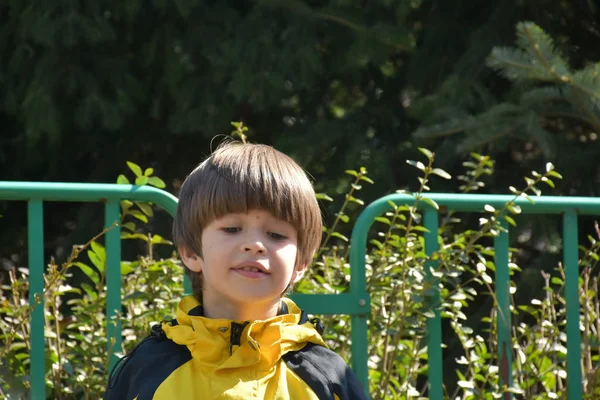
[232,262,270,275]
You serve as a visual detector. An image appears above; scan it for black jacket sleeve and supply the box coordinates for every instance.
[104,335,192,400]
[283,343,370,400]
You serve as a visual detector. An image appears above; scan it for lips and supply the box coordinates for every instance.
[232,263,269,280]
[232,262,270,274]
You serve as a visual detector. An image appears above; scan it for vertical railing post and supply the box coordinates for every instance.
[184,274,192,294]
[350,215,370,396]
[494,219,512,400]
[28,200,45,400]
[105,200,122,371]
[563,210,582,399]
[423,208,443,400]
[351,313,369,395]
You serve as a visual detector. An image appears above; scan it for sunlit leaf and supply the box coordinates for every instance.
[148,177,166,188]
[116,174,129,185]
[431,168,451,179]
[316,193,334,202]
[418,147,434,160]
[407,160,425,171]
[331,232,348,242]
[126,161,143,177]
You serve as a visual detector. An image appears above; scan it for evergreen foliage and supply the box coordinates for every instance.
[411,21,600,177]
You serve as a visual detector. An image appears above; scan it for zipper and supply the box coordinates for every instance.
[229,321,249,354]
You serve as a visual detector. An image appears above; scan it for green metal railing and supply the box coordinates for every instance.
[352,193,585,400]
[0,182,370,399]
[0,182,587,399]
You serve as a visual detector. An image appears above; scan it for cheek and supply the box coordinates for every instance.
[276,243,298,261]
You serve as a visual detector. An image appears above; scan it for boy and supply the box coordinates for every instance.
[105,141,368,399]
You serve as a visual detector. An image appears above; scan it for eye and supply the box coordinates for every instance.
[268,232,287,240]
[222,227,241,234]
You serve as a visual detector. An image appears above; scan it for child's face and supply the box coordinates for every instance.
[184,209,303,317]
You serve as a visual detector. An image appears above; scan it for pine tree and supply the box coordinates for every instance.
[412,21,600,181]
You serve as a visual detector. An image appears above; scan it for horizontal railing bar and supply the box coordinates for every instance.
[0,182,178,216]
[290,293,371,315]
[367,193,600,214]
[5,184,600,215]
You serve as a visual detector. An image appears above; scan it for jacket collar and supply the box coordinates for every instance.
[161,295,326,371]
[185,299,292,318]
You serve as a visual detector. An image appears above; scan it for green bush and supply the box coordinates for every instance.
[1,150,598,399]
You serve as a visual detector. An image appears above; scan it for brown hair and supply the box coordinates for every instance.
[173,141,323,294]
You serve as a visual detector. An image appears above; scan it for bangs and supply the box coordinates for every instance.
[200,145,308,229]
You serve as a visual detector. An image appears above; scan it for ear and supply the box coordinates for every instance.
[290,263,308,285]
[179,245,203,273]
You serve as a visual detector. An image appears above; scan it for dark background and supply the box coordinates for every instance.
[1,0,599,340]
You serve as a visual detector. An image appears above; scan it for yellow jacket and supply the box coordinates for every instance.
[105,295,368,399]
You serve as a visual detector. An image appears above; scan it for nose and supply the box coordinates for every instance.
[241,240,267,255]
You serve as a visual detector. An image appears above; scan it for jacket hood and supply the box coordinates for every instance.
[161,295,326,372]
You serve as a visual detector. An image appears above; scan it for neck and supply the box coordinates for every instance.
[201,294,281,321]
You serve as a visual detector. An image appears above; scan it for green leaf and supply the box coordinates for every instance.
[374,217,391,225]
[370,239,383,249]
[331,232,349,242]
[338,214,350,223]
[129,210,149,223]
[406,160,425,170]
[150,234,173,245]
[90,241,106,270]
[547,170,563,179]
[116,174,130,185]
[121,262,135,275]
[359,175,374,184]
[520,192,535,204]
[551,277,564,286]
[504,215,517,227]
[87,250,104,273]
[135,176,149,186]
[72,262,100,285]
[431,168,451,180]
[144,168,154,177]
[507,204,522,214]
[541,177,555,188]
[127,161,143,177]
[121,222,136,232]
[81,283,98,301]
[137,202,154,217]
[346,195,364,205]
[120,232,150,241]
[345,170,358,177]
[316,193,334,202]
[148,176,166,188]
[418,147,434,161]
[420,196,439,210]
